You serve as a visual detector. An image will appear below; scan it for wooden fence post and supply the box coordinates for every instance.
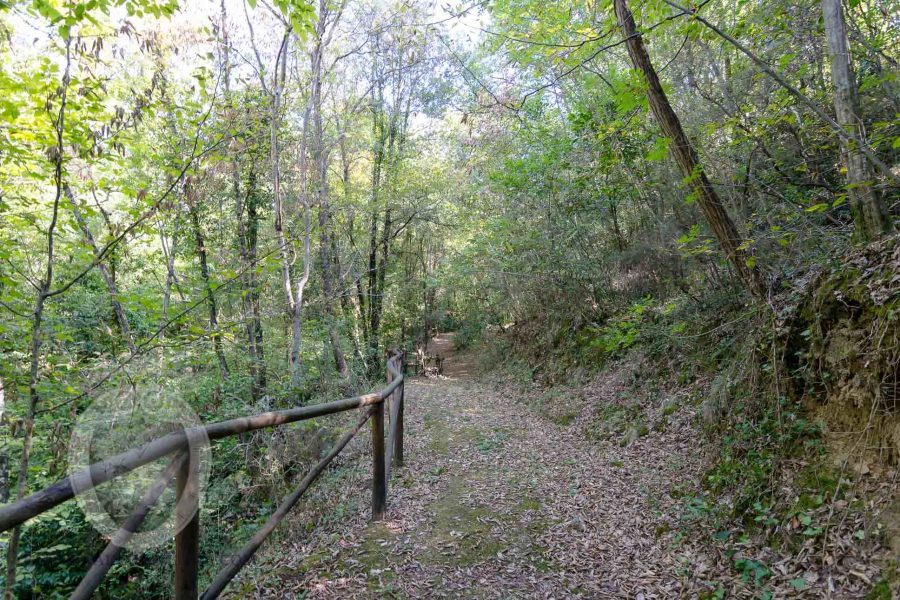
[393,381,404,468]
[371,398,386,520]
[175,454,200,599]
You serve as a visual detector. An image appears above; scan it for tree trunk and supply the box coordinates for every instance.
[7,43,69,596]
[310,7,349,379]
[821,0,892,241]
[68,187,137,355]
[245,175,266,396]
[254,27,308,395]
[186,183,230,379]
[339,141,368,364]
[221,0,265,400]
[0,378,8,505]
[157,217,186,342]
[370,205,391,358]
[613,0,765,297]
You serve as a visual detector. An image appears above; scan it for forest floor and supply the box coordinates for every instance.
[241,334,888,599]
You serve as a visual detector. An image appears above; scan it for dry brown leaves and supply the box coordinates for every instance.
[231,348,894,599]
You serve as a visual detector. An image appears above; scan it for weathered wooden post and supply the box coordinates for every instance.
[371,396,386,520]
[394,380,404,468]
[175,455,200,599]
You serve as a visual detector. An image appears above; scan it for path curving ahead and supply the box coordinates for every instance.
[248,334,702,599]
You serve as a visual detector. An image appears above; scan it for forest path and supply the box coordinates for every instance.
[252,334,697,599]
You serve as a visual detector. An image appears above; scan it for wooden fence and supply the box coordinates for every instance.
[0,351,407,599]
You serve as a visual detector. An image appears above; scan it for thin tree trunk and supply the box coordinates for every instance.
[310,3,349,378]
[821,0,892,241]
[245,175,266,395]
[0,379,8,505]
[248,8,305,399]
[614,0,765,297]
[157,217,185,341]
[68,187,138,355]
[222,0,265,399]
[366,206,379,357]
[186,182,230,379]
[339,141,367,364]
[6,39,70,600]
[372,204,391,353]
[254,26,310,394]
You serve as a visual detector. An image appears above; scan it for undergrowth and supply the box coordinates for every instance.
[477,274,895,596]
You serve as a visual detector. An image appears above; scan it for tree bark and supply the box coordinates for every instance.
[614,0,765,297]
[366,107,386,362]
[68,186,137,355]
[247,14,305,395]
[186,182,230,379]
[311,1,350,379]
[222,0,265,399]
[821,0,892,241]
[244,173,266,396]
[6,40,70,598]
[0,379,8,505]
[157,216,186,342]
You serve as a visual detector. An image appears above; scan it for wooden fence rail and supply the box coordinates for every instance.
[0,351,407,599]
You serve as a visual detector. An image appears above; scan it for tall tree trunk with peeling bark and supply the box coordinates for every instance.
[614,0,765,298]
[821,0,892,242]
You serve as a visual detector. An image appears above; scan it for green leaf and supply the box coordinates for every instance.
[647,137,669,161]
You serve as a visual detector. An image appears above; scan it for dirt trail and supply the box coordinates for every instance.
[247,335,705,598]
[425,332,476,377]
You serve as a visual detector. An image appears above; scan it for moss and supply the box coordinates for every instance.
[547,410,577,426]
[424,413,485,455]
[586,403,643,442]
[474,427,509,453]
[790,237,900,462]
[423,475,503,566]
[517,498,541,511]
[423,413,451,455]
[293,547,332,574]
[864,579,892,600]
[795,463,840,497]
[532,387,583,427]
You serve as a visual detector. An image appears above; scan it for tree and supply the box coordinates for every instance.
[613,0,765,297]
[821,0,892,241]
[185,178,230,379]
[310,0,350,379]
